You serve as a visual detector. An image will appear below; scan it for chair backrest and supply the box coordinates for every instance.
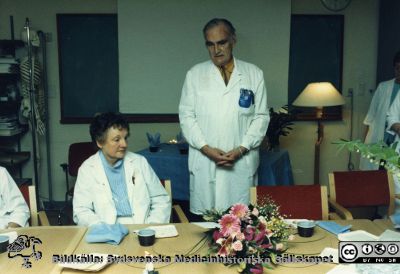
[18,185,39,226]
[250,185,329,220]
[68,142,98,176]
[329,170,395,215]
[160,179,189,223]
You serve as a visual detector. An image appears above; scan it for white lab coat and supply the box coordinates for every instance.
[73,152,171,226]
[179,58,269,214]
[385,82,400,214]
[0,167,30,228]
[360,79,396,170]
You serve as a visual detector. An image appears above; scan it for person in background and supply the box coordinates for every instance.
[73,112,171,226]
[0,166,30,228]
[360,50,400,170]
[179,18,269,220]
[382,51,400,214]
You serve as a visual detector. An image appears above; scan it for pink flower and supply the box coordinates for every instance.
[254,229,266,244]
[257,222,266,231]
[260,243,272,249]
[218,245,228,256]
[232,240,243,251]
[250,264,263,273]
[244,226,255,241]
[218,237,233,256]
[213,230,223,241]
[230,204,249,219]
[219,214,241,237]
[252,207,259,216]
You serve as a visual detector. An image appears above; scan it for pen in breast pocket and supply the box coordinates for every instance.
[132,176,135,185]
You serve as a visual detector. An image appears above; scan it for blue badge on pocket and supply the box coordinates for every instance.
[239,89,254,108]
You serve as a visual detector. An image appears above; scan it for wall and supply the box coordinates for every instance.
[0,0,119,203]
[0,0,379,203]
[118,0,290,113]
[287,0,379,186]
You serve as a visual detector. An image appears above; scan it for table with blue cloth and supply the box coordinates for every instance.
[136,143,294,201]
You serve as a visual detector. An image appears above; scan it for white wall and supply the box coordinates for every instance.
[118,0,290,113]
[0,0,379,203]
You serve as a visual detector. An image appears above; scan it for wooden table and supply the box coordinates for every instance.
[373,219,397,232]
[0,226,86,274]
[65,221,380,274]
[0,221,384,274]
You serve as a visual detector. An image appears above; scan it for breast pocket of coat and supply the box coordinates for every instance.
[238,88,255,115]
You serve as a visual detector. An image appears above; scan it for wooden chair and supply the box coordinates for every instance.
[18,185,50,226]
[59,142,98,224]
[328,170,395,220]
[161,179,189,223]
[60,142,98,204]
[250,185,329,220]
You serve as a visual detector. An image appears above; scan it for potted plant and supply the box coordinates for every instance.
[336,139,400,174]
[264,105,296,151]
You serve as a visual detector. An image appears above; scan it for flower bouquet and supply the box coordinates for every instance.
[203,201,293,273]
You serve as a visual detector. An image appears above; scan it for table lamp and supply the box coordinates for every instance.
[293,82,345,185]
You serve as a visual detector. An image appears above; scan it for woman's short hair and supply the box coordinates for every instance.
[89,112,129,144]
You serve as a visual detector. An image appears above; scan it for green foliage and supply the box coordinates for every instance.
[335,139,400,173]
[266,105,296,148]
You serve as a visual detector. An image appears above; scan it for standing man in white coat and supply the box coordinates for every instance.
[361,51,400,170]
[179,18,269,219]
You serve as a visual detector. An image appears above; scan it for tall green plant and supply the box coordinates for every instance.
[335,139,400,174]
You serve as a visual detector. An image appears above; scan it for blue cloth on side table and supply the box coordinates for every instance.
[136,144,294,200]
[317,221,352,235]
[85,223,129,245]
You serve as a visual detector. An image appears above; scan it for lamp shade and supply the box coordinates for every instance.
[292,82,345,107]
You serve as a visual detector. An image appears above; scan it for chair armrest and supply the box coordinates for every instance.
[328,198,353,220]
[38,211,50,226]
[173,205,189,223]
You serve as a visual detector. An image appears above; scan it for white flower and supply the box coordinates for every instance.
[236,232,245,241]
[258,216,267,225]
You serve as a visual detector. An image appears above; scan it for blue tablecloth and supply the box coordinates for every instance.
[137,144,294,200]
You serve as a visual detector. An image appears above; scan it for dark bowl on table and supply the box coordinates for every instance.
[297,221,316,237]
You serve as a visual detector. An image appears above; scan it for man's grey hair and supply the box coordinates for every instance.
[203,18,236,39]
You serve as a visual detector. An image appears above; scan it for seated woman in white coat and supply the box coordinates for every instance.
[73,112,171,226]
[0,166,30,229]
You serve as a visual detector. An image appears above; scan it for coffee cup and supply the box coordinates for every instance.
[0,235,9,253]
[138,229,156,246]
[297,221,316,237]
